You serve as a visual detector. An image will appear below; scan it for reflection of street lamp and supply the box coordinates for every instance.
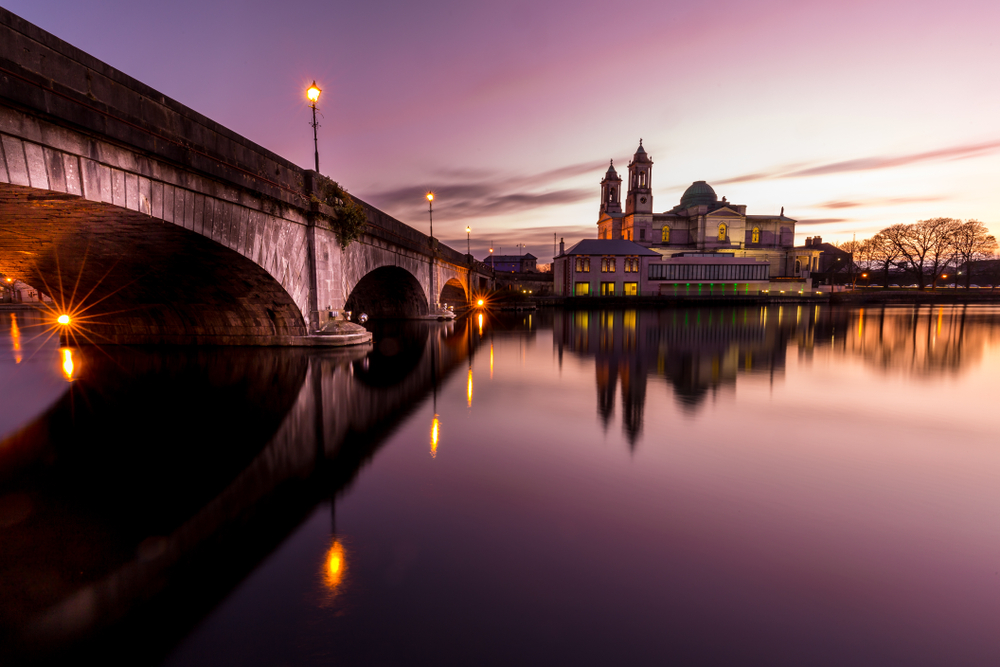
[306,82,322,172]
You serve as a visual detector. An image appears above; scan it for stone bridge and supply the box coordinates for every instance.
[0,8,493,344]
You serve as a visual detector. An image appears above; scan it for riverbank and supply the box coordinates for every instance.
[529,289,1000,308]
[830,288,1000,305]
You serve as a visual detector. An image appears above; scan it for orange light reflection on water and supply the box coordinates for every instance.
[11,313,21,363]
[467,368,473,407]
[430,415,439,458]
[323,540,346,592]
[60,347,75,381]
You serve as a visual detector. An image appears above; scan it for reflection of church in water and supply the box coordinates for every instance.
[553,306,829,449]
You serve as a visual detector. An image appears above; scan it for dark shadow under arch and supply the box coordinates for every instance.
[0,183,306,344]
[345,266,428,319]
[439,278,467,309]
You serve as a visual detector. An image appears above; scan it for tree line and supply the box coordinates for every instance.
[837,218,998,288]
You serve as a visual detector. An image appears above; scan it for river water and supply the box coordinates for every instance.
[2,304,999,665]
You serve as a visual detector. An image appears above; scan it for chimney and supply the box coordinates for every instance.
[559,237,565,256]
[814,236,822,245]
[805,237,813,247]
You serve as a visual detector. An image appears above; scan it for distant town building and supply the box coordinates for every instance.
[485,253,537,273]
[594,141,820,282]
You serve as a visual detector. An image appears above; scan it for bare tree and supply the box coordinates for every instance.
[868,232,902,288]
[951,219,998,287]
[881,218,960,288]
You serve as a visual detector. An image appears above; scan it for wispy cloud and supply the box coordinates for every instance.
[795,218,849,225]
[816,196,945,209]
[365,160,605,220]
[713,140,1000,186]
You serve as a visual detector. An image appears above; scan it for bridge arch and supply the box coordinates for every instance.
[0,179,308,344]
[344,266,428,319]
[439,278,468,309]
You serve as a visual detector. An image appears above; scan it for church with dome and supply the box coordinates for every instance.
[596,140,816,277]
[554,141,821,298]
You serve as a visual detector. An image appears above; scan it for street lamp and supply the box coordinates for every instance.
[306,81,322,172]
[427,192,435,307]
[466,226,471,256]
[426,192,434,240]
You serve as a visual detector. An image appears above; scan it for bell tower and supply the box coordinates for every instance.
[600,161,622,216]
[625,139,653,215]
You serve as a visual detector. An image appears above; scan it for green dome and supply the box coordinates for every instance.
[679,181,717,208]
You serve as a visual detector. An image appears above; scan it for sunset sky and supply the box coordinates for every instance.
[7,0,999,262]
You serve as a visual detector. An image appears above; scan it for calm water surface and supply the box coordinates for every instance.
[2,305,999,665]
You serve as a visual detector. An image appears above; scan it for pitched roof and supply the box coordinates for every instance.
[563,239,660,256]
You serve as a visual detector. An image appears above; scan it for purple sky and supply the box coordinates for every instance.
[7,0,999,262]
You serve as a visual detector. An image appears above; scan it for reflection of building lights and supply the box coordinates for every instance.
[478,312,483,336]
[489,342,494,379]
[323,540,346,591]
[467,368,473,407]
[11,313,21,363]
[60,347,75,381]
[430,415,439,458]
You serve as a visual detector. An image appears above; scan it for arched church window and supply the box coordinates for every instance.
[752,227,760,244]
[718,223,727,241]
[661,226,670,243]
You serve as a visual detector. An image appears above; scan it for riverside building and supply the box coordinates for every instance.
[554,141,821,297]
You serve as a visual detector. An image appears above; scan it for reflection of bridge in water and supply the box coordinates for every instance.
[0,317,481,663]
[553,304,1000,448]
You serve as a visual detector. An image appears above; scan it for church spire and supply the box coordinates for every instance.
[600,159,622,216]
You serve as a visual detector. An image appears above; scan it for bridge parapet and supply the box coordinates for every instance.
[0,8,307,210]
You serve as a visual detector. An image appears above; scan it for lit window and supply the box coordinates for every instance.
[601,281,615,296]
[575,282,590,296]
[624,282,638,296]
[752,227,760,244]
[662,227,670,243]
[718,223,728,241]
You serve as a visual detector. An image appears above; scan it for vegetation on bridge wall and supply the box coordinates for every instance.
[313,181,368,248]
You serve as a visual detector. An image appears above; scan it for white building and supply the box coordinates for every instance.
[596,141,820,282]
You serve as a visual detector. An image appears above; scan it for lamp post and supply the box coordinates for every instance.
[306,81,322,172]
[427,192,435,307]
[426,192,434,240]
[466,226,471,256]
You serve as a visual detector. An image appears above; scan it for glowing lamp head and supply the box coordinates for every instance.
[306,81,321,104]
[466,226,471,234]
[426,192,434,202]
[57,314,71,325]
[477,299,484,307]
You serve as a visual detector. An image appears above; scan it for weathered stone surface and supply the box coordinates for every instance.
[0,7,493,344]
